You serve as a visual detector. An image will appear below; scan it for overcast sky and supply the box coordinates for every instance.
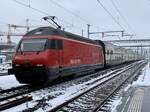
[0,0,150,43]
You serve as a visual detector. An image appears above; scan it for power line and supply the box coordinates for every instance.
[12,0,73,27]
[97,0,125,30]
[48,0,102,30]
[13,0,121,37]
[110,0,135,34]
[12,0,91,35]
[49,0,89,23]
[13,0,49,15]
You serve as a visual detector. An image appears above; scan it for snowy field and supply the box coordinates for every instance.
[0,75,23,89]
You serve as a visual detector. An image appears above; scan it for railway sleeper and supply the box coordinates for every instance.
[0,95,32,111]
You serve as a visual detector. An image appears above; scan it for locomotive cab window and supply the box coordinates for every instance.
[47,39,63,50]
[17,38,47,52]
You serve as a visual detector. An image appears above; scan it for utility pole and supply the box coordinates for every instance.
[82,29,84,37]
[7,24,11,43]
[5,19,30,43]
[26,19,29,33]
[87,24,90,38]
[149,42,150,60]
[141,43,143,57]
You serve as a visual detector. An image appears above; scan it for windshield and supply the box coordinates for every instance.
[18,38,47,52]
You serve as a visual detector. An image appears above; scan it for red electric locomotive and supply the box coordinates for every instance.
[9,27,104,84]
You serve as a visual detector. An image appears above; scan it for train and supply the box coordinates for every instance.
[8,26,141,84]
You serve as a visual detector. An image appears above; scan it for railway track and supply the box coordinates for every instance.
[47,61,146,112]
[0,95,32,111]
[94,62,146,112]
[0,85,29,94]
[0,61,145,111]
[0,85,32,111]
[0,85,30,100]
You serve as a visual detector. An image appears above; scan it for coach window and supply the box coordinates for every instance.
[107,50,109,55]
[110,50,113,55]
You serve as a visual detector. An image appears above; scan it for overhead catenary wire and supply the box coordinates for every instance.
[13,0,125,38]
[13,0,49,16]
[49,0,89,24]
[12,0,74,27]
[12,0,90,35]
[110,0,135,34]
[97,0,125,30]
[49,0,126,37]
[48,0,103,30]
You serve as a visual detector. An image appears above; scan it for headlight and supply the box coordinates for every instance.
[36,64,44,67]
[15,64,20,67]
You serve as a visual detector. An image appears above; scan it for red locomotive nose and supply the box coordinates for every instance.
[12,52,47,67]
[24,59,30,65]
[12,38,49,67]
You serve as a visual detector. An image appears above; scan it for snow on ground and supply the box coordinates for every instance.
[132,62,150,86]
[111,97,122,112]
[0,62,12,75]
[124,84,131,92]
[0,75,23,89]
[109,62,150,112]
[0,62,23,89]
[3,101,38,112]
[2,61,146,111]
[120,61,150,93]
[5,66,126,112]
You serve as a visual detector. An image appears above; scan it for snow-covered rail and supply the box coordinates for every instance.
[0,95,32,111]
[2,61,146,111]
[0,85,29,100]
[94,62,146,112]
[47,61,146,112]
